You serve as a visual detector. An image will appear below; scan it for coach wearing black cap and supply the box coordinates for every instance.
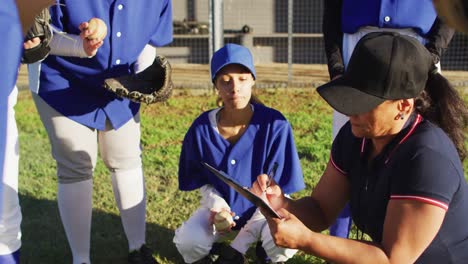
[251,31,468,263]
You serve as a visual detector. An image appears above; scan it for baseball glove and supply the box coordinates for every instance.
[103,55,173,104]
[22,8,52,64]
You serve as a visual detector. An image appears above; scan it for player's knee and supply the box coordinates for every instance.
[261,238,297,263]
[57,165,93,183]
[173,226,210,251]
[56,156,94,184]
[101,155,141,171]
[57,174,92,184]
[261,225,297,262]
[173,224,213,263]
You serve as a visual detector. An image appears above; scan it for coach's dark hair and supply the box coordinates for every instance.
[414,72,468,161]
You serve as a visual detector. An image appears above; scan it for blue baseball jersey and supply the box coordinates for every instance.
[38,0,173,130]
[0,0,23,217]
[341,0,437,36]
[0,0,22,97]
[332,114,468,263]
[179,104,305,229]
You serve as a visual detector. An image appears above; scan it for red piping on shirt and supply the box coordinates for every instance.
[390,195,449,211]
[385,114,423,164]
[332,114,422,175]
[360,138,366,154]
[330,153,347,175]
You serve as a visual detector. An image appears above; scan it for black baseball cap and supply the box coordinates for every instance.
[317,31,433,116]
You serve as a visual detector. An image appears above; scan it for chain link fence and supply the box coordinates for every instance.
[159,0,468,88]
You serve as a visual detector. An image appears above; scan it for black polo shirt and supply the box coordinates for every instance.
[331,113,468,263]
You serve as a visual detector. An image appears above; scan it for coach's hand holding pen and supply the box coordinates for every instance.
[263,162,279,195]
[256,162,288,218]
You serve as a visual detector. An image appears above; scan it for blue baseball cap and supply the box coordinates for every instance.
[210,43,256,83]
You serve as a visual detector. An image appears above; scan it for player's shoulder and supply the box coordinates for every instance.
[190,109,213,125]
[254,103,287,120]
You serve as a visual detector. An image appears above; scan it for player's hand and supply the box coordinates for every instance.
[78,22,104,57]
[24,37,41,49]
[209,208,236,233]
[265,207,313,250]
[252,174,288,213]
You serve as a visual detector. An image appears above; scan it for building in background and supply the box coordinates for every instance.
[160,0,468,71]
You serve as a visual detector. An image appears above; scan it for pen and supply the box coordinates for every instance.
[264,162,279,193]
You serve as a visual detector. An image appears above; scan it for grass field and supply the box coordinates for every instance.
[14,88,468,263]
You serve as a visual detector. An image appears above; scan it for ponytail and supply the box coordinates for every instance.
[415,73,468,161]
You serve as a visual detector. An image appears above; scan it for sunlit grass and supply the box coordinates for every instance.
[15,87,468,263]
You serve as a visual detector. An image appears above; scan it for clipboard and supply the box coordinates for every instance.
[201,161,281,218]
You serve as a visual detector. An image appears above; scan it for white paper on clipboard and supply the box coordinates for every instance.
[201,161,281,218]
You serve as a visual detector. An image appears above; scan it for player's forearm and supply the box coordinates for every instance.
[133,44,157,73]
[15,0,55,35]
[322,0,344,79]
[199,185,229,210]
[425,17,455,63]
[49,32,90,58]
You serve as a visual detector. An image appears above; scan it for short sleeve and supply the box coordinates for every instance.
[268,120,305,194]
[390,149,461,210]
[50,3,64,31]
[178,124,206,191]
[149,0,173,47]
[330,122,357,175]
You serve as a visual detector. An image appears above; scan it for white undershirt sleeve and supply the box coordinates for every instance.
[133,44,157,73]
[199,184,230,211]
[49,30,90,58]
